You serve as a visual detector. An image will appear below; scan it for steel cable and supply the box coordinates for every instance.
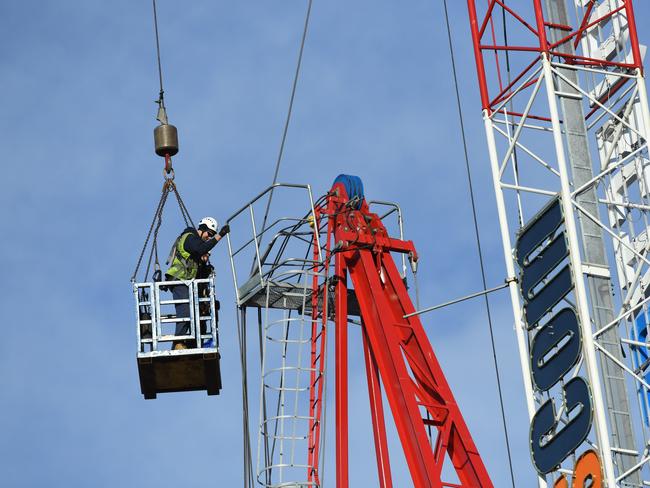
[237,308,254,488]
[132,180,195,282]
[152,0,166,109]
[259,0,314,239]
[440,1,517,486]
[131,182,170,281]
[170,182,195,228]
[144,188,170,280]
[132,1,195,283]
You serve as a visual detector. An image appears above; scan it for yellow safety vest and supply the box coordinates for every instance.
[166,232,198,280]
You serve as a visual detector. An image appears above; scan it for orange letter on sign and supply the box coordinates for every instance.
[554,477,568,488]
[553,450,602,488]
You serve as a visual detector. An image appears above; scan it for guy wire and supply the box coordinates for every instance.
[440,1,517,486]
[152,0,166,104]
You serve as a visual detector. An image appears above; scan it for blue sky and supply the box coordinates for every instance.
[1,1,649,487]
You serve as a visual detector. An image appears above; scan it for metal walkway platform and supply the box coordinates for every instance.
[237,275,360,316]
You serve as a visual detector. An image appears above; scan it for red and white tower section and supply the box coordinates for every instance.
[467,0,650,486]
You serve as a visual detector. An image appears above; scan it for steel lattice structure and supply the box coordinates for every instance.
[466,0,650,486]
[226,180,495,487]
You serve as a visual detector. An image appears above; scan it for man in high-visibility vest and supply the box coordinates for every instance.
[165,216,230,350]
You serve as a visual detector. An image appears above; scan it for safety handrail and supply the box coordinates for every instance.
[231,217,311,258]
[225,183,314,224]
[225,183,321,305]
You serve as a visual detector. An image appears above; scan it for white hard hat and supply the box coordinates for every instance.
[198,216,218,234]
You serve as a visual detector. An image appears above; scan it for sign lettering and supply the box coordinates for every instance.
[515,197,595,475]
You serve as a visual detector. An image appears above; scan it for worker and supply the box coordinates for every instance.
[165,217,229,350]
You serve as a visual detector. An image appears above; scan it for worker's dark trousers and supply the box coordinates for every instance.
[171,284,191,336]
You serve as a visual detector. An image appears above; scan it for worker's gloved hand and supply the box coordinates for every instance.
[218,224,230,237]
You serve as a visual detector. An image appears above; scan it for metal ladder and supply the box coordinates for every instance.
[256,267,326,488]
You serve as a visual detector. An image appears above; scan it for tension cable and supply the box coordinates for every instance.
[404,281,511,319]
[153,0,165,110]
[131,178,194,283]
[440,1,517,486]
[151,0,179,175]
[259,0,314,236]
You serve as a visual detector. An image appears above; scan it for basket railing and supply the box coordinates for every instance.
[133,276,219,355]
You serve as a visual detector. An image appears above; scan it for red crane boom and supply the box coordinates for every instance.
[313,177,493,488]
